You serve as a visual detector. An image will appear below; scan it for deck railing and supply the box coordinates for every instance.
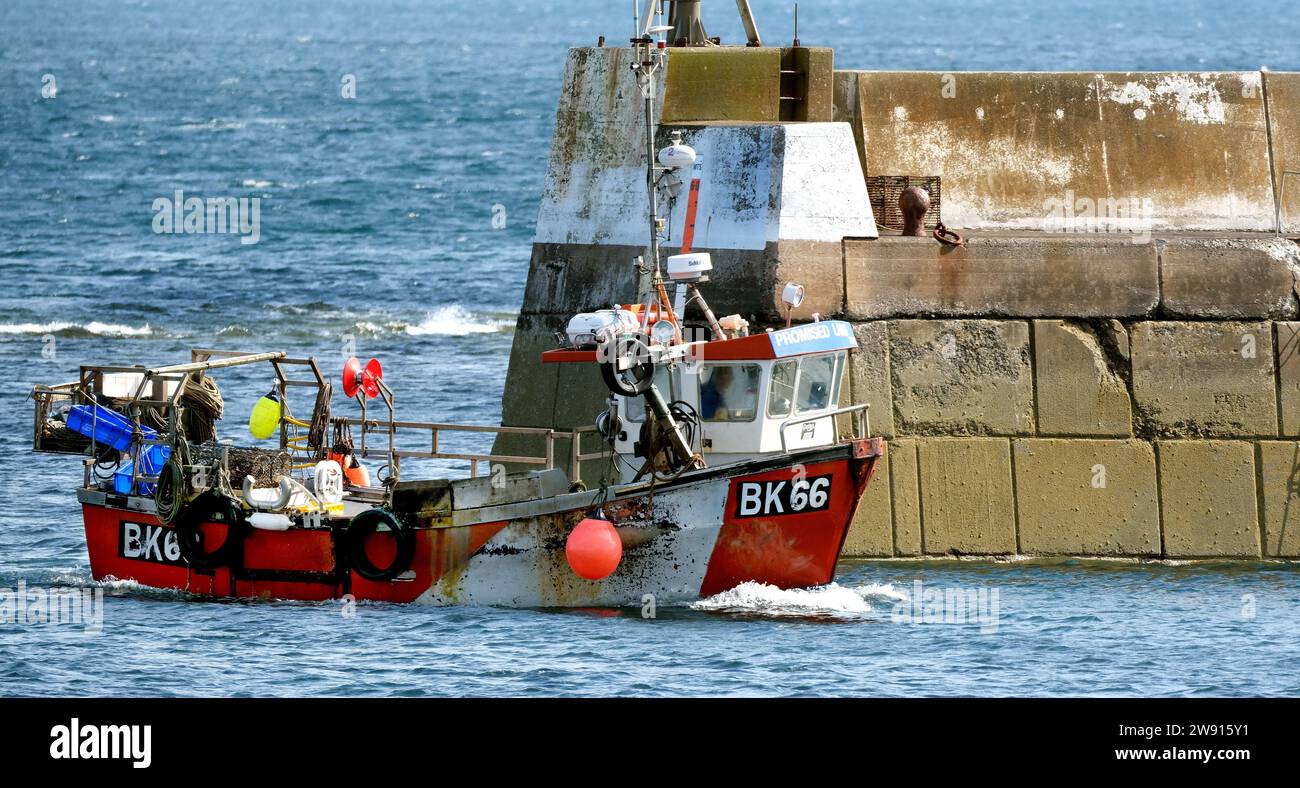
[34,348,613,493]
[340,417,603,483]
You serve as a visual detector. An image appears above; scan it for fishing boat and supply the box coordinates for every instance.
[28,18,884,607]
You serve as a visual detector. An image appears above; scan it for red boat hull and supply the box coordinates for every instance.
[81,439,883,606]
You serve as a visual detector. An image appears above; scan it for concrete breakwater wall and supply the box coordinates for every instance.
[496,46,1300,559]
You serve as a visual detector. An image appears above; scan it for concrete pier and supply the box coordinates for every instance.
[496,45,1300,559]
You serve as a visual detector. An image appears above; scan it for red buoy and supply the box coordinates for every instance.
[565,515,622,580]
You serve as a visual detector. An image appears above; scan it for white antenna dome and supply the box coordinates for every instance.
[658,141,697,170]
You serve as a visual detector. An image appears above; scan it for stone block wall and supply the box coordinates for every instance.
[842,236,1300,558]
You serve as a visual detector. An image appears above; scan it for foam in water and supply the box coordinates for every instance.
[405,305,508,336]
[691,581,906,617]
[0,321,154,336]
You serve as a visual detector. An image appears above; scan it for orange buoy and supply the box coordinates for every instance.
[565,515,622,580]
[331,453,370,487]
[343,457,370,487]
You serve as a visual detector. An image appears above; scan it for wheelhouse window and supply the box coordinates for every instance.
[796,353,840,414]
[699,364,761,422]
[767,360,798,418]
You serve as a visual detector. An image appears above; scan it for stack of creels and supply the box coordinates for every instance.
[191,441,290,487]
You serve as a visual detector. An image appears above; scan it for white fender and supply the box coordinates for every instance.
[242,475,294,511]
[248,512,293,531]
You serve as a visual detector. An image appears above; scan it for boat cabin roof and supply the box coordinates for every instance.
[542,319,858,364]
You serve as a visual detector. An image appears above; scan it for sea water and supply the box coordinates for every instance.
[1,0,1298,696]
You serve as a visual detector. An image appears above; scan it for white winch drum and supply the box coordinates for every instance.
[313,460,345,504]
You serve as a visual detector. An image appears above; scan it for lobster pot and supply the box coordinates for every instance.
[192,443,291,486]
[39,419,92,454]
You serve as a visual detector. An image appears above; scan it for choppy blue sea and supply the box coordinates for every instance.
[2,0,1298,697]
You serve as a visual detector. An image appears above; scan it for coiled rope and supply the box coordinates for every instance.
[180,374,224,443]
[133,374,225,444]
[154,435,191,525]
[310,381,332,457]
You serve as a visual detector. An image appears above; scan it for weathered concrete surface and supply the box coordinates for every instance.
[832,70,869,182]
[845,71,1274,231]
[662,48,783,123]
[660,47,836,124]
[770,123,877,244]
[500,313,563,428]
[1012,439,1159,555]
[552,358,610,430]
[782,47,835,122]
[1263,72,1300,235]
[491,314,559,476]
[847,322,894,438]
[1033,320,1132,437]
[1157,441,1261,557]
[888,438,923,555]
[538,118,875,249]
[667,240,841,319]
[917,438,1017,554]
[1158,236,1300,318]
[1130,322,1278,437]
[1277,322,1300,436]
[845,235,1159,319]
[890,320,1034,435]
[843,443,893,556]
[493,312,606,478]
[762,239,845,319]
[534,48,663,247]
[521,242,643,315]
[521,240,844,320]
[1257,441,1300,557]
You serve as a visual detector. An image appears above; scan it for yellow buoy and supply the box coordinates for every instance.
[248,389,282,440]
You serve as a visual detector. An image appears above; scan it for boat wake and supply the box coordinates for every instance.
[0,568,197,602]
[690,581,906,619]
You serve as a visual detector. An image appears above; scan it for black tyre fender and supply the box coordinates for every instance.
[599,335,655,396]
[174,491,249,571]
[345,508,415,582]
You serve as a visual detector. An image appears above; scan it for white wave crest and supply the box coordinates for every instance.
[0,321,154,336]
[404,305,509,336]
[691,581,905,617]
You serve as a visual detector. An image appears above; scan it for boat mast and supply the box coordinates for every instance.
[633,1,667,319]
